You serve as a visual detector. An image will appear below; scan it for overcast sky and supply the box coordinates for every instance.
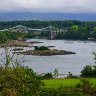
[0,0,96,13]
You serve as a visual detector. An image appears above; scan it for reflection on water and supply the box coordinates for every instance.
[0,39,96,75]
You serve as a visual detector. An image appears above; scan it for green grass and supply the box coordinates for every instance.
[42,78,96,88]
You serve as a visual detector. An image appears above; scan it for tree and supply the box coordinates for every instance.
[0,32,7,44]
[81,65,93,77]
[42,73,53,79]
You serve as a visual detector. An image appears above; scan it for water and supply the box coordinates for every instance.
[0,39,96,75]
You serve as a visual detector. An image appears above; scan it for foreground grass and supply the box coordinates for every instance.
[42,78,96,88]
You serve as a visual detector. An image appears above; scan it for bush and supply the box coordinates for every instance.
[0,65,43,96]
[0,31,25,44]
[0,48,43,96]
[81,65,93,77]
[76,79,96,96]
[0,32,7,44]
[34,46,49,50]
[81,65,96,77]
[39,87,83,96]
[42,73,53,79]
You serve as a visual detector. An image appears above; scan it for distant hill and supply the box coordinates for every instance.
[0,12,96,21]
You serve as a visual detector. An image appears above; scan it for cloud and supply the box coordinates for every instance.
[0,0,96,13]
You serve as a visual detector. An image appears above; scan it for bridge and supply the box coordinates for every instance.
[1,25,67,39]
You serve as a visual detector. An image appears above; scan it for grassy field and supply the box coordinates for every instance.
[42,78,96,88]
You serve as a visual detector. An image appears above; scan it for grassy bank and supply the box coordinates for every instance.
[42,78,96,88]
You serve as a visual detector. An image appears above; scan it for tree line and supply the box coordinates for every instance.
[0,31,24,44]
[1,20,96,41]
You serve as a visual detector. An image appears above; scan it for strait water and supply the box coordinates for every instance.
[0,39,96,75]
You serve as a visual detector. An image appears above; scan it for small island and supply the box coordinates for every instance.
[16,46,76,56]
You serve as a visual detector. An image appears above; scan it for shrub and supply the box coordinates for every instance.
[81,65,96,77]
[81,65,93,77]
[0,65,43,96]
[0,32,7,44]
[34,46,49,50]
[42,73,53,79]
[76,79,96,96]
[39,87,83,96]
[0,48,43,96]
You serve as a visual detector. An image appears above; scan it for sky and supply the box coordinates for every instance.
[0,0,96,13]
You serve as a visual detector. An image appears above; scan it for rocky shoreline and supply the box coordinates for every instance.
[0,40,76,56]
[15,49,76,56]
[0,40,30,47]
[0,40,43,47]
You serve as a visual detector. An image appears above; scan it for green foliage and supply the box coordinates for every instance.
[0,66,40,96]
[40,31,49,38]
[39,87,83,96]
[80,50,96,78]
[81,65,96,77]
[3,31,23,40]
[0,48,43,96]
[0,32,7,44]
[91,28,96,39]
[0,66,43,96]
[0,20,82,30]
[0,20,96,40]
[41,79,96,96]
[76,79,96,96]
[43,79,81,89]
[0,31,25,44]
[43,78,96,89]
[71,25,78,31]
[57,25,90,40]
[40,73,53,79]
[24,32,37,38]
[34,46,50,50]
[81,65,93,77]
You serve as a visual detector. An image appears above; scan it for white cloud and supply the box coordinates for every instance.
[0,0,96,13]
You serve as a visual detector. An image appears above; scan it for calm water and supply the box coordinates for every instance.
[0,39,96,75]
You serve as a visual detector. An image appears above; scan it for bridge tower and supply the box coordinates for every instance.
[47,26,58,39]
